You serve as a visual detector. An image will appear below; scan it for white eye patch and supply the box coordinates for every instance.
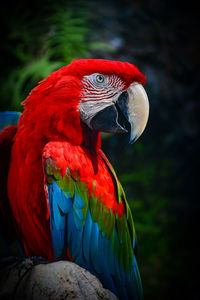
[82,73,108,89]
[78,74,125,128]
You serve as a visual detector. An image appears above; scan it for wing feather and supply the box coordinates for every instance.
[43,142,142,300]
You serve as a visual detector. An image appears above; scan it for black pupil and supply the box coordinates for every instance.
[97,75,103,82]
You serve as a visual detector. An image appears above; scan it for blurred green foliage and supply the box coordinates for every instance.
[0,1,110,110]
[118,142,174,297]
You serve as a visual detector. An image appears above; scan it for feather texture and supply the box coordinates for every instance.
[5,59,146,299]
[43,141,142,300]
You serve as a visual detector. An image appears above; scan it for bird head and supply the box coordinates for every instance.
[76,59,149,144]
[22,59,149,146]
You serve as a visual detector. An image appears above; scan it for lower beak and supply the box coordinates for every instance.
[90,83,149,143]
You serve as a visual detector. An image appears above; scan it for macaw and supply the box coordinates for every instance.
[0,59,149,299]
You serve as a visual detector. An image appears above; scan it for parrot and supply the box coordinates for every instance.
[0,59,149,299]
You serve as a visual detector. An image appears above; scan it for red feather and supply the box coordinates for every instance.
[6,59,145,259]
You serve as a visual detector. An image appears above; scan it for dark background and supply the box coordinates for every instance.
[0,1,199,299]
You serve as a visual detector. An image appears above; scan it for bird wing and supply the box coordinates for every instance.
[43,141,142,299]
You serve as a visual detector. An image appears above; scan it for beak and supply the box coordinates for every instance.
[90,83,149,143]
[116,83,149,143]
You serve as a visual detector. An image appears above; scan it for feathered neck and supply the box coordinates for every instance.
[82,124,101,152]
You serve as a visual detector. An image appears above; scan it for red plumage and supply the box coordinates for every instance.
[5,59,145,260]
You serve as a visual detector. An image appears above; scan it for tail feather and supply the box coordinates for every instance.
[0,111,21,131]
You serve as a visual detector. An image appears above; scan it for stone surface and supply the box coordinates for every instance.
[0,257,118,300]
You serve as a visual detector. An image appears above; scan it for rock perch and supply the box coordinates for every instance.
[0,257,118,300]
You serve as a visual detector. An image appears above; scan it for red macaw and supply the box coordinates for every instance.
[0,59,149,299]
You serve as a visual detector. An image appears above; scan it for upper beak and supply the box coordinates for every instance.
[90,83,149,143]
[116,83,149,143]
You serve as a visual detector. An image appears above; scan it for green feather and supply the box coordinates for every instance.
[75,181,89,221]
[89,196,98,222]
[45,156,136,275]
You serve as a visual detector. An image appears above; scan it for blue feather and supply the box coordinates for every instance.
[48,182,73,258]
[52,182,72,213]
[73,188,85,209]
[72,207,84,230]
[82,210,93,263]
[47,175,142,300]
[89,221,99,260]
[0,111,21,131]
[69,213,83,260]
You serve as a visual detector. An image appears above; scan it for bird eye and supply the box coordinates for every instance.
[96,74,105,83]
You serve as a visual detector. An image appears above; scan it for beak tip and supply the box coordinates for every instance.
[128,135,138,145]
